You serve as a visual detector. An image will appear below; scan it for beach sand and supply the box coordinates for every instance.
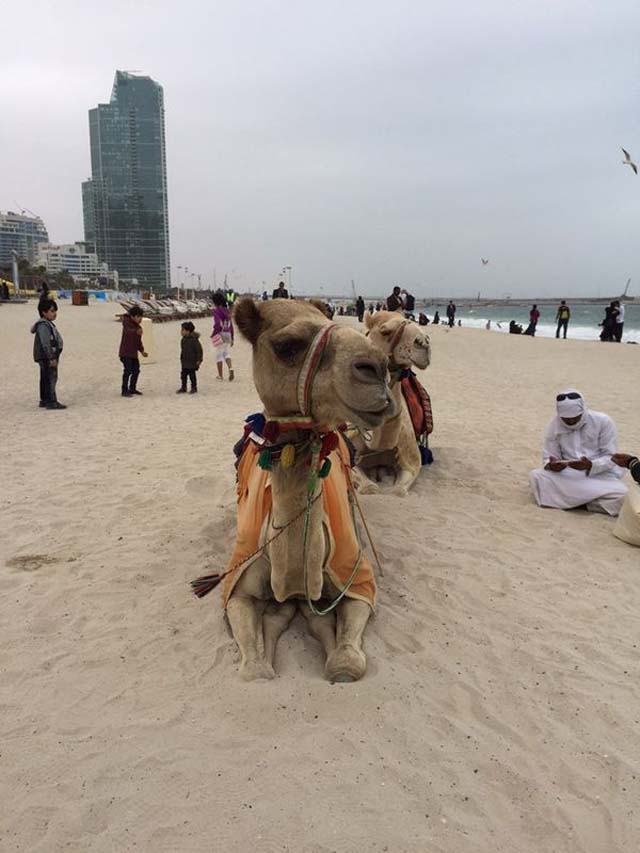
[1,301,639,852]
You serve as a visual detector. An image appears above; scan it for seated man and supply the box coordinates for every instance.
[612,453,640,484]
[529,389,627,516]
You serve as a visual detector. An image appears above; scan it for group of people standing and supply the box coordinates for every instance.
[31,291,236,408]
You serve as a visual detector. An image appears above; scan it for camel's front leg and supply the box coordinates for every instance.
[391,466,418,496]
[299,602,337,662]
[226,595,274,681]
[326,599,371,682]
[263,601,296,669]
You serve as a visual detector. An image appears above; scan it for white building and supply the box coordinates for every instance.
[36,242,100,276]
[0,211,49,266]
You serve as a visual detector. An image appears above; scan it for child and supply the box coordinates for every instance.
[177,321,203,393]
[211,291,234,381]
[119,305,148,397]
[31,298,66,409]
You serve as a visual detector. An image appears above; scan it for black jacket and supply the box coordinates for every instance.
[181,332,204,368]
[31,319,63,362]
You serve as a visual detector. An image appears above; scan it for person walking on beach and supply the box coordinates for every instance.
[356,296,365,323]
[599,302,618,342]
[119,305,148,397]
[446,301,456,328]
[529,389,627,516]
[555,300,571,339]
[524,304,540,336]
[386,286,404,312]
[402,290,416,319]
[176,321,203,394]
[614,301,625,342]
[211,291,234,381]
[31,297,66,409]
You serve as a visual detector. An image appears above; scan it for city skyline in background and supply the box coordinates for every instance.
[2,1,640,298]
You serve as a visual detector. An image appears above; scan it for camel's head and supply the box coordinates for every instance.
[234,298,396,428]
[364,311,431,370]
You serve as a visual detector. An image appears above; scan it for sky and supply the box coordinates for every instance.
[1,0,639,298]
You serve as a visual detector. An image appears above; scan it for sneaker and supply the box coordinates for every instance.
[176,388,187,394]
[229,369,235,382]
[39,401,47,408]
[46,402,67,410]
[216,376,223,381]
[122,391,132,397]
[189,388,198,394]
[131,390,143,396]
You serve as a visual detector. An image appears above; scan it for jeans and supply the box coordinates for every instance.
[556,319,569,339]
[38,361,58,404]
[120,356,140,393]
[614,323,624,342]
[180,367,197,391]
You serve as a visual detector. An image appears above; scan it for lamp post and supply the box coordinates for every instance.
[176,265,183,299]
[285,265,292,295]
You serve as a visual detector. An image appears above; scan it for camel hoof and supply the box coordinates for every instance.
[240,659,275,681]
[357,479,379,495]
[391,484,409,497]
[326,645,366,683]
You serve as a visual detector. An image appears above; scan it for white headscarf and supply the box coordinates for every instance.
[555,388,586,431]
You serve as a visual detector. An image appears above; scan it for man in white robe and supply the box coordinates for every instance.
[529,389,627,516]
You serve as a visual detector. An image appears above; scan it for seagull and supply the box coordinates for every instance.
[481,258,489,265]
[622,147,637,175]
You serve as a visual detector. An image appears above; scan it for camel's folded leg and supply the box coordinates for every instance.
[226,595,274,681]
[326,599,370,683]
[263,601,296,669]
[299,602,337,662]
[391,467,417,496]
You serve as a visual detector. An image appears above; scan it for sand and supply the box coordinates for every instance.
[1,300,639,852]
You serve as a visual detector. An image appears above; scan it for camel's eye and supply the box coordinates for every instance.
[380,328,392,337]
[272,337,307,362]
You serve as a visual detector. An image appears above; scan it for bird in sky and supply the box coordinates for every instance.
[481,258,489,265]
[621,147,637,175]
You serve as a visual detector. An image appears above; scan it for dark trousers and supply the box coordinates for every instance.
[38,361,58,404]
[614,323,624,342]
[447,315,455,327]
[121,356,140,393]
[180,367,197,391]
[555,319,569,338]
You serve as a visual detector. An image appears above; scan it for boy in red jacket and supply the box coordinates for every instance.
[119,305,148,396]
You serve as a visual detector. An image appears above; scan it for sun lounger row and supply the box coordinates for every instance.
[116,298,213,322]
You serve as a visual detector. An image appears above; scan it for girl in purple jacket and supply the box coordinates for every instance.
[211,292,234,381]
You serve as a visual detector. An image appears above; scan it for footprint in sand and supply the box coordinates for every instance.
[6,554,57,572]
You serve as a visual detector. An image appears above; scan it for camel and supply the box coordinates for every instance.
[353,311,432,496]
[213,298,396,682]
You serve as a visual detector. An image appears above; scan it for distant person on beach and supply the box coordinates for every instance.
[272,281,289,299]
[446,301,456,327]
[524,304,540,336]
[386,286,404,312]
[433,310,440,325]
[599,302,618,342]
[555,300,570,339]
[356,296,365,322]
[211,291,234,381]
[368,303,374,314]
[402,290,415,319]
[176,321,203,394]
[509,320,523,334]
[375,302,382,312]
[614,300,625,342]
[418,312,429,326]
[261,291,269,301]
[529,389,627,516]
[119,305,148,397]
[612,453,640,485]
[31,298,65,409]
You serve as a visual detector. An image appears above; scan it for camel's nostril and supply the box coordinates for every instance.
[352,358,384,384]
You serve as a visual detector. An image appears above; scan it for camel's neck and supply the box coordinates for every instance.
[370,379,404,447]
[268,445,326,603]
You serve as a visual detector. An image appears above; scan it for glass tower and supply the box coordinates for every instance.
[83,71,170,289]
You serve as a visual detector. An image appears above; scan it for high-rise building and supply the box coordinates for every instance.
[82,71,170,289]
[0,211,49,266]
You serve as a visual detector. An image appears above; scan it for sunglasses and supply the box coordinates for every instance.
[556,392,581,401]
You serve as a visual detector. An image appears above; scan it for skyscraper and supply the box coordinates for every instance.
[82,71,170,289]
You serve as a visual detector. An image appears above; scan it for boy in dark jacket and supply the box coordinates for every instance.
[119,305,148,397]
[177,321,204,394]
[31,298,66,409]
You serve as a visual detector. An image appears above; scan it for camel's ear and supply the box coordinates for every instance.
[234,298,263,345]
[308,299,330,318]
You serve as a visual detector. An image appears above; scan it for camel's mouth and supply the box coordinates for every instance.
[341,395,396,428]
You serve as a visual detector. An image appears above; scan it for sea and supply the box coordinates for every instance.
[416,302,640,344]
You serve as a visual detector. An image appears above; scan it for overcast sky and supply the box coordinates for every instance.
[2,0,639,297]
